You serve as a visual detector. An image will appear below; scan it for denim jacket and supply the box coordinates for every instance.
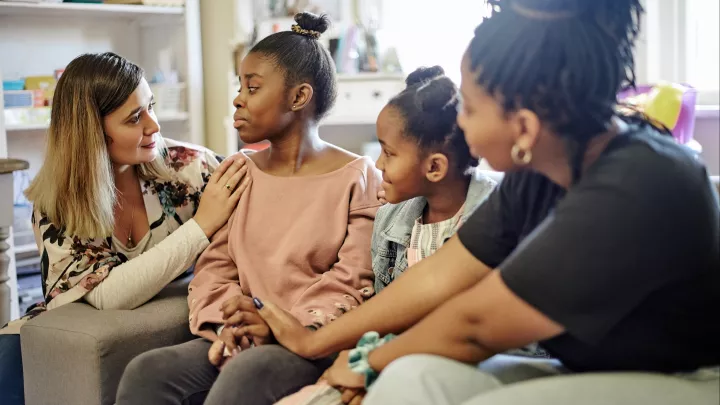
[371,169,497,294]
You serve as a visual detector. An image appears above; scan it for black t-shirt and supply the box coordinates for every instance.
[458,125,720,373]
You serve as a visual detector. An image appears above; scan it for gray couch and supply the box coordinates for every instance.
[20,280,194,405]
[17,174,720,405]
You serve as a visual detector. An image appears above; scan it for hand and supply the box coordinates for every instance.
[194,154,251,238]
[377,189,387,205]
[221,295,274,346]
[208,326,246,369]
[243,299,318,358]
[340,388,365,405]
[321,350,364,390]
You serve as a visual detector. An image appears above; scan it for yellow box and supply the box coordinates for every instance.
[24,76,57,107]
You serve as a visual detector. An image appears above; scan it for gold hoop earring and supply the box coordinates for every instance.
[511,144,532,165]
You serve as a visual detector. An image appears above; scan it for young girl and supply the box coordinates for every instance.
[116,13,382,405]
[274,65,498,404]
[0,52,248,405]
[250,1,719,404]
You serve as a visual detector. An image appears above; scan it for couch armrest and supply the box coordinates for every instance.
[20,282,195,405]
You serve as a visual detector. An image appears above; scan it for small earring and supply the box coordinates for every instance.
[510,144,532,165]
[292,105,298,110]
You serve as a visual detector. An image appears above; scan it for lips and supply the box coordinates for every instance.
[233,116,248,128]
[141,141,156,148]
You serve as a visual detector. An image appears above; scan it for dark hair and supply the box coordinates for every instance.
[249,12,337,120]
[388,66,477,172]
[467,0,645,183]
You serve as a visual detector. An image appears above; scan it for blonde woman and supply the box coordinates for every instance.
[0,52,250,405]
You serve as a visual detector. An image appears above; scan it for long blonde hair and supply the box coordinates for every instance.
[25,52,172,239]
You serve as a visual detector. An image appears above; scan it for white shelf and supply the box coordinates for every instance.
[336,73,405,82]
[5,123,48,132]
[5,111,189,132]
[695,105,720,119]
[0,1,184,20]
[14,243,38,255]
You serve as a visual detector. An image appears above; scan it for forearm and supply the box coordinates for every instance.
[84,219,209,310]
[367,293,495,372]
[308,237,492,358]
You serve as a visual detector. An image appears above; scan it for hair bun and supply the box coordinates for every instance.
[293,12,330,38]
[405,66,445,87]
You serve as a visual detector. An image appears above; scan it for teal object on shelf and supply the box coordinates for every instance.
[2,80,24,91]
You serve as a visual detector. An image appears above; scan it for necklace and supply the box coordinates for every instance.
[126,207,135,248]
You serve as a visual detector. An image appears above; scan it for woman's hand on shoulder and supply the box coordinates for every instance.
[194,155,251,238]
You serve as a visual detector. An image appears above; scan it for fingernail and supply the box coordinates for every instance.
[253,297,264,309]
[233,348,240,356]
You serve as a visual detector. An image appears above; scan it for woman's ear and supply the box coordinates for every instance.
[510,108,542,151]
[289,83,314,112]
[424,153,450,183]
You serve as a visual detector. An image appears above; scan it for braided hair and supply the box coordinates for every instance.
[388,66,477,172]
[468,0,644,183]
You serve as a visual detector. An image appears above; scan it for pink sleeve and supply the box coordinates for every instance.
[188,222,242,341]
[289,169,382,329]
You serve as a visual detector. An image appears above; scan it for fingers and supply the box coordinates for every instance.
[239,335,252,350]
[341,388,360,404]
[208,155,235,184]
[224,310,264,327]
[220,329,239,355]
[217,158,246,187]
[224,165,248,192]
[230,323,270,339]
[221,296,256,319]
[349,393,364,405]
[229,176,251,203]
[208,340,225,367]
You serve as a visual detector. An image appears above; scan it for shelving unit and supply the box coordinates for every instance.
[0,1,184,20]
[5,111,190,133]
[0,0,204,320]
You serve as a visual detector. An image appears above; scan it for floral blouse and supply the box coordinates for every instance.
[1,139,221,332]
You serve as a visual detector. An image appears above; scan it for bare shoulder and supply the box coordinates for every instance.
[323,143,362,170]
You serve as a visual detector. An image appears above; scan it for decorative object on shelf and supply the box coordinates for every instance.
[618,83,698,145]
[102,0,185,6]
[3,90,34,109]
[2,79,25,91]
[0,158,30,327]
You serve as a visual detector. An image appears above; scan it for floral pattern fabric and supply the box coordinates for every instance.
[2,139,221,330]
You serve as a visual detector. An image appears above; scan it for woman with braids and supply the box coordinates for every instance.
[236,0,720,404]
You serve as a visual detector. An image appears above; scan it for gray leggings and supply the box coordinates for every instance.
[364,354,720,405]
[116,338,333,405]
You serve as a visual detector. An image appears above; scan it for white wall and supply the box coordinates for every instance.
[695,116,720,175]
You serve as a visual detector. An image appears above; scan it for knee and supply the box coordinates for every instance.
[118,349,174,393]
[365,354,445,403]
[220,345,293,381]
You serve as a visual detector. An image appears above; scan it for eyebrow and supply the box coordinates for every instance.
[124,96,155,120]
[242,73,263,81]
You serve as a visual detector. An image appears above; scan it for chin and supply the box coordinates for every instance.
[139,149,159,163]
[238,129,267,145]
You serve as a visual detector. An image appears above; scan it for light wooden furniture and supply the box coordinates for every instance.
[0,158,29,327]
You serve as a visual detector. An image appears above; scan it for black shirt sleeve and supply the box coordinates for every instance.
[457,174,519,268]
[458,171,563,268]
[498,141,717,345]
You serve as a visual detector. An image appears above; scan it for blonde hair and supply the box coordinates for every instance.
[25,53,172,239]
